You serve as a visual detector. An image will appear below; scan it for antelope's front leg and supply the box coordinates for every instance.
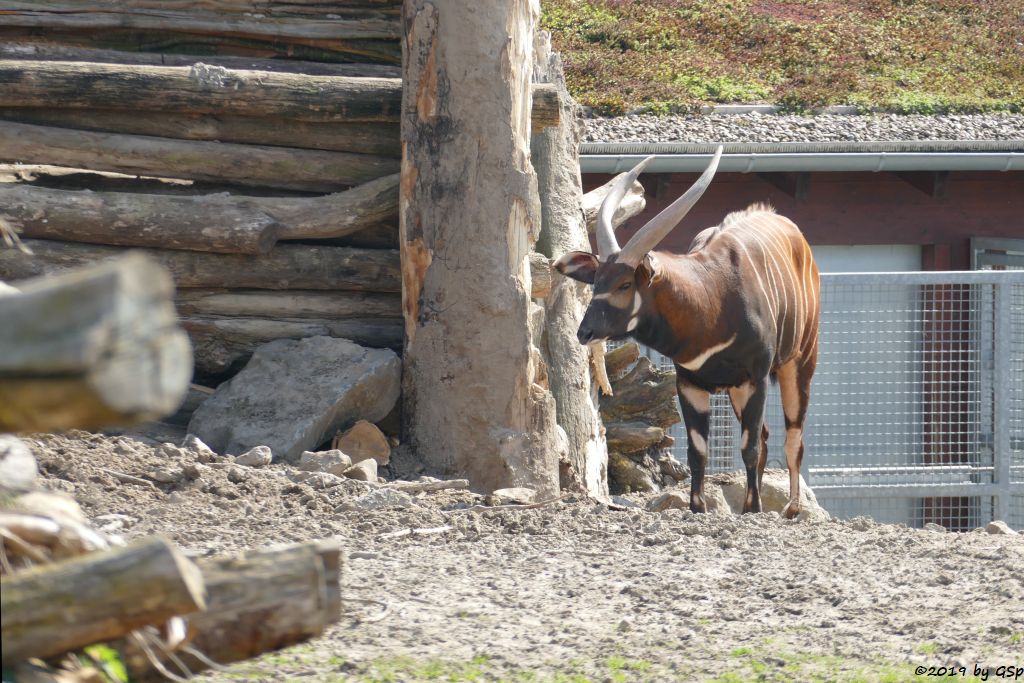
[728,378,768,513]
[677,376,711,513]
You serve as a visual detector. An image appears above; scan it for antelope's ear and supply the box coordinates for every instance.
[554,251,599,284]
[636,253,662,287]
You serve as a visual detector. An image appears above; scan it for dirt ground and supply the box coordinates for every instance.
[23,431,1024,683]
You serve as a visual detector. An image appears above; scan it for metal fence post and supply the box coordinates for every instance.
[993,280,1011,523]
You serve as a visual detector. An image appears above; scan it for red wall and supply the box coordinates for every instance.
[582,171,1024,270]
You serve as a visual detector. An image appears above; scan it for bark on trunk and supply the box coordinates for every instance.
[531,31,608,499]
[0,240,401,292]
[0,254,191,433]
[0,535,206,664]
[174,290,401,319]
[0,121,398,192]
[0,61,560,128]
[399,0,561,497]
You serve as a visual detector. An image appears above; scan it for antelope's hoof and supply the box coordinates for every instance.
[689,494,707,514]
[782,498,801,519]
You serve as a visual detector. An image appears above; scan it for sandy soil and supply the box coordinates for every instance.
[23,431,1024,683]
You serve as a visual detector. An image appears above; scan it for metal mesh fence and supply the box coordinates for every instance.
[626,271,1024,530]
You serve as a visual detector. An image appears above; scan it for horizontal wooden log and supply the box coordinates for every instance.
[605,421,666,454]
[0,42,401,78]
[0,183,278,255]
[0,253,192,433]
[0,107,400,156]
[600,357,681,430]
[0,173,400,253]
[0,240,401,292]
[0,535,206,664]
[582,173,647,233]
[174,289,401,319]
[0,61,560,127]
[0,121,398,191]
[604,341,641,379]
[0,3,401,40]
[120,539,341,682]
[185,315,402,377]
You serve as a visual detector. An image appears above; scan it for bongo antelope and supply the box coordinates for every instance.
[555,149,820,518]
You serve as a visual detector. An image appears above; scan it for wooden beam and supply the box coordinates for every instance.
[581,173,646,234]
[174,289,401,319]
[0,254,192,433]
[0,61,560,128]
[0,240,401,292]
[894,171,949,199]
[0,535,206,664]
[0,121,398,192]
[0,108,400,156]
[757,171,811,200]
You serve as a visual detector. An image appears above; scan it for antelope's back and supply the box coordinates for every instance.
[697,204,820,369]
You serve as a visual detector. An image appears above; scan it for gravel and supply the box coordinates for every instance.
[583,112,1024,145]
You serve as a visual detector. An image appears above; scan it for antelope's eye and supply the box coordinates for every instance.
[618,281,632,291]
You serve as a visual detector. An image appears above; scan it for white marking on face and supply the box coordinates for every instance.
[680,334,738,371]
[626,315,639,332]
[689,428,707,456]
[680,383,710,414]
[591,291,612,301]
[631,291,642,315]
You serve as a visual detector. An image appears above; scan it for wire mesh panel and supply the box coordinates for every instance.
[623,271,1024,530]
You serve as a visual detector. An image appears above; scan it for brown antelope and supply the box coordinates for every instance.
[555,149,820,518]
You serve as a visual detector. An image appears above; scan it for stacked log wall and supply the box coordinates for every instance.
[0,3,407,386]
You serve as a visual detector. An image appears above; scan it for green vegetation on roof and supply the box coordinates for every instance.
[541,0,1024,115]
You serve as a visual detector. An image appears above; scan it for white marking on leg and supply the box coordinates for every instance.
[680,334,737,371]
[784,427,803,504]
[741,429,749,450]
[728,382,754,415]
[689,429,707,456]
[680,383,710,414]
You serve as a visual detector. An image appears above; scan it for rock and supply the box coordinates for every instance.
[715,469,826,518]
[0,281,19,296]
[188,336,401,462]
[298,449,353,477]
[289,470,346,490]
[150,467,183,484]
[333,420,391,466]
[658,453,690,482]
[338,488,415,512]
[235,445,272,467]
[924,522,947,533]
[181,434,217,462]
[157,442,186,459]
[226,466,249,483]
[182,462,209,480]
[647,491,688,513]
[0,434,37,494]
[985,520,1018,536]
[491,487,537,504]
[343,458,378,482]
[14,491,86,524]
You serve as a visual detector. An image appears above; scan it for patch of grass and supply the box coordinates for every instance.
[542,0,1024,114]
[915,642,940,655]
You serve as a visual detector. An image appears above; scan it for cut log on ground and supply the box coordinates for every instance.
[175,290,401,320]
[603,341,641,379]
[0,108,401,156]
[400,0,562,496]
[185,316,402,378]
[0,173,400,253]
[531,31,608,498]
[599,356,681,430]
[0,121,399,191]
[0,535,206,665]
[0,253,192,433]
[605,421,667,454]
[0,61,560,128]
[0,43,402,78]
[0,240,401,292]
[120,539,341,682]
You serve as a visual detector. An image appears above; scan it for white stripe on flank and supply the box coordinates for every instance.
[725,235,776,324]
[680,334,738,371]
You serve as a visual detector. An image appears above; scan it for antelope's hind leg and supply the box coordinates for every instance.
[776,358,814,519]
[728,378,768,514]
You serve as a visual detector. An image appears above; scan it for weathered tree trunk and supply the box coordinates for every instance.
[582,174,646,235]
[119,540,341,682]
[174,290,402,320]
[0,107,400,156]
[0,61,560,128]
[0,240,401,292]
[0,535,206,664]
[400,0,561,497]
[0,174,399,253]
[0,254,192,433]
[531,32,608,498]
[0,121,398,192]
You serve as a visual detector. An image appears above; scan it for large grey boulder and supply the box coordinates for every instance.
[188,336,400,462]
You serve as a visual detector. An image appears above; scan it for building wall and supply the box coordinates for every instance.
[582,170,1024,270]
